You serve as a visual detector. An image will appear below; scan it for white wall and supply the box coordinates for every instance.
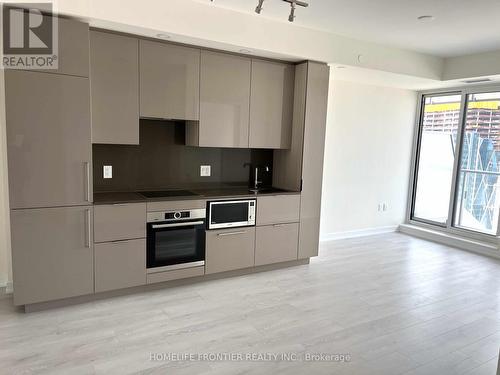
[320,75,417,240]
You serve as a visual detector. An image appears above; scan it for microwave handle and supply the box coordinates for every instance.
[152,221,204,229]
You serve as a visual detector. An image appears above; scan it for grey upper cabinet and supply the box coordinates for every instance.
[26,17,89,77]
[140,41,200,121]
[11,206,94,306]
[272,63,308,191]
[5,70,92,209]
[188,51,251,148]
[298,62,330,259]
[249,60,295,149]
[90,31,139,145]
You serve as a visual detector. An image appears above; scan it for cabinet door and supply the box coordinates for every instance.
[256,194,300,226]
[25,17,89,77]
[140,41,200,120]
[255,223,299,266]
[11,206,94,305]
[195,51,251,148]
[5,71,92,209]
[90,31,139,144]
[298,62,330,259]
[94,203,146,243]
[205,227,255,274]
[95,239,146,293]
[249,60,294,149]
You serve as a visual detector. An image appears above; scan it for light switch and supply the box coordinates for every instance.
[103,165,113,179]
[200,165,211,177]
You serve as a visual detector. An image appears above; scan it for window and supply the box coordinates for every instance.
[410,89,500,237]
[454,92,500,234]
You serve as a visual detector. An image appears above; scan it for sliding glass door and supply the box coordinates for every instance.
[412,94,462,225]
[410,88,500,237]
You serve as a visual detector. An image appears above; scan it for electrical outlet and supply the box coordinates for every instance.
[383,202,388,211]
[200,165,211,177]
[103,165,112,179]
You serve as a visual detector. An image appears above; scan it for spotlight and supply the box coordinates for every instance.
[255,0,264,14]
[288,1,296,22]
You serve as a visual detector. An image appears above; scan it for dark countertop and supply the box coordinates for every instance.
[93,187,300,205]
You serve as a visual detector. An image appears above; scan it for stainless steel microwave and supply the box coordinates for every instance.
[207,199,256,229]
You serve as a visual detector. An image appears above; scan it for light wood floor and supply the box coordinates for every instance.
[1,233,499,375]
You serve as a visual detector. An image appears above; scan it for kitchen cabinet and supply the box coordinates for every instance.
[95,239,146,293]
[140,41,200,120]
[147,266,204,284]
[205,227,255,274]
[249,60,295,149]
[298,62,330,259]
[256,194,300,226]
[255,223,299,266]
[187,51,251,148]
[11,206,94,306]
[272,62,329,259]
[90,31,139,144]
[5,70,92,209]
[94,203,146,243]
[23,17,89,77]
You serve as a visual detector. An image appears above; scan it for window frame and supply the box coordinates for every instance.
[406,84,500,243]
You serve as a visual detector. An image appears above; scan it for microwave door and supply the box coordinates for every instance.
[209,202,249,229]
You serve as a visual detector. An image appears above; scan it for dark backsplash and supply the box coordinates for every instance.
[93,120,274,192]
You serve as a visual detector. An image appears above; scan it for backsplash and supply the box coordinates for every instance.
[93,120,273,192]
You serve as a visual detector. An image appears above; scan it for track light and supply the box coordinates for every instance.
[288,1,296,22]
[254,0,308,22]
[255,0,264,14]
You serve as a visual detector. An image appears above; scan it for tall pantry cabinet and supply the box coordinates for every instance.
[4,17,94,306]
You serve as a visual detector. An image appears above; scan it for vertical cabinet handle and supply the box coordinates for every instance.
[84,161,91,202]
[84,209,91,248]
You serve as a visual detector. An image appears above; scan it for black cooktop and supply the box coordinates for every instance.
[138,190,198,198]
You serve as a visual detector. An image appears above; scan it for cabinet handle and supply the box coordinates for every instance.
[84,209,91,248]
[84,161,91,202]
[273,224,286,227]
[217,231,247,237]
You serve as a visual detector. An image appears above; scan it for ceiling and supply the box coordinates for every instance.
[198,0,500,57]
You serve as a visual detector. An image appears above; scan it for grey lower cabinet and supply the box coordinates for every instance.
[256,194,301,226]
[94,203,146,243]
[205,227,255,274]
[11,206,94,306]
[95,239,146,293]
[93,203,147,292]
[140,40,200,120]
[187,50,251,148]
[255,223,299,266]
[5,70,92,209]
[249,59,295,149]
[90,31,139,144]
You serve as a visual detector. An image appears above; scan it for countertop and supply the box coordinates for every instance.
[93,187,300,205]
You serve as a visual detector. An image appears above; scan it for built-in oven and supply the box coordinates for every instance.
[207,199,256,230]
[146,209,206,272]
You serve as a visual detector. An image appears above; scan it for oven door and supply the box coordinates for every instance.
[147,219,205,271]
[208,200,255,229]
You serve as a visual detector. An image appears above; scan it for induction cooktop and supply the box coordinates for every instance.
[138,190,198,198]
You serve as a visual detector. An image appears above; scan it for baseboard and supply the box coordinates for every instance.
[320,225,398,241]
[399,224,499,259]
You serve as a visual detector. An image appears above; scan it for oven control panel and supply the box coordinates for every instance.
[147,209,206,223]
